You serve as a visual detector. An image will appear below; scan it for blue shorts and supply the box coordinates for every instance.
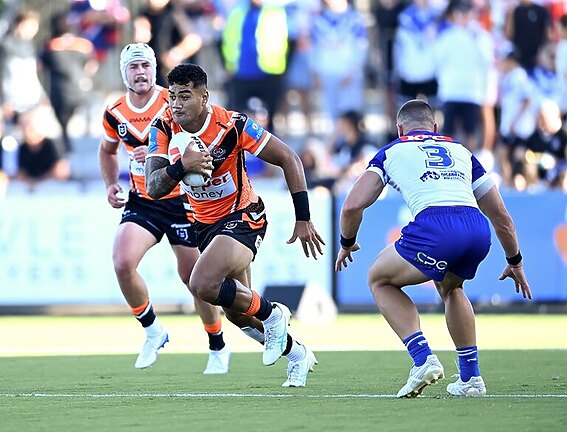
[394,206,491,282]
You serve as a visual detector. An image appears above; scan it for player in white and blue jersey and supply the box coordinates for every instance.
[335,99,532,398]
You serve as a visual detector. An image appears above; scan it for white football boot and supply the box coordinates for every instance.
[134,326,169,369]
[447,376,487,396]
[203,346,231,375]
[262,303,291,366]
[396,354,445,398]
[282,346,318,387]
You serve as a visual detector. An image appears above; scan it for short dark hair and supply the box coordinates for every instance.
[339,110,363,129]
[167,63,208,88]
[446,0,473,14]
[397,99,435,129]
[50,11,70,38]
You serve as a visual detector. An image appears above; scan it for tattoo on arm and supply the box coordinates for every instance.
[145,157,179,199]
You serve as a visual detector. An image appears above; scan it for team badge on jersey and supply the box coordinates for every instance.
[224,221,238,230]
[118,123,128,138]
[212,148,226,158]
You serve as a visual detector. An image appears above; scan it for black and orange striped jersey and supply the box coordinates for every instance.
[147,104,271,224]
[102,86,182,200]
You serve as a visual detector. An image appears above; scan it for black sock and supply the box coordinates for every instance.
[208,331,226,351]
[253,297,274,321]
[135,304,156,328]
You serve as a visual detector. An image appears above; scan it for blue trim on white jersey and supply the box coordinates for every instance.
[367,131,491,216]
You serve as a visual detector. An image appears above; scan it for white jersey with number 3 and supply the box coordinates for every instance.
[366,131,493,217]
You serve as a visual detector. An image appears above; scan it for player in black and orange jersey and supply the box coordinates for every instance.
[98,44,231,374]
[146,63,324,387]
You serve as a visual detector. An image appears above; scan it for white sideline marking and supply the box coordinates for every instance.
[1,393,566,399]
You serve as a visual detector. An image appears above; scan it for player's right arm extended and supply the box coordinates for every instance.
[145,156,178,199]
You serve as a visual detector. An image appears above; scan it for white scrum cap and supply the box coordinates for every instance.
[119,43,157,88]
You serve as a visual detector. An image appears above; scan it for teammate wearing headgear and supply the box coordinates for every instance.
[98,43,231,373]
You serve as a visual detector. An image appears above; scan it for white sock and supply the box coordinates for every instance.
[285,341,306,363]
[145,317,163,338]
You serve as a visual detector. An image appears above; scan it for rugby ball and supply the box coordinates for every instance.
[168,132,212,187]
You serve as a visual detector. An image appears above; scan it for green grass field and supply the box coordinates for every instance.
[0,314,565,431]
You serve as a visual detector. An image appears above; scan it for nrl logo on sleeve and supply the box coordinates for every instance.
[244,119,265,142]
[118,123,128,138]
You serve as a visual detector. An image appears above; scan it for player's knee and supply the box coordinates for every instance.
[435,283,462,301]
[190,276,232,305]
[190,280,215,303]
[369,281,382,299]
[185,281,198,297]
[113,257,137,280]
[368,272,387,295]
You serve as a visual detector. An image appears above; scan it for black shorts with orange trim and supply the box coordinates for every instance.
[120,192,198,247]
[193,198,268,258]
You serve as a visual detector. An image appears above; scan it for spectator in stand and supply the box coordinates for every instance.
[475,0,499,169]
[530,42,560,106]
[134,0,173,87]
[298,139,337,191]
[523,99,567,190]
[310,0,369,123]
[279,0,320,135]
[327,110,377,190]
[135,0,208,88]
[220,0,292,131]
[0,9,44,124]
[505,0,551,73]
[40,11,98,155]
[555,14,567,116]
[68,0,130,63]
[15,109,70,188]
[394,0,441,111]
[370,0,410,136]
[161,1,213,73]
[434,0,494,153]
[497,48,537,190]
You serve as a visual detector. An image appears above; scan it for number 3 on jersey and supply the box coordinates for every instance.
[419,143,455,168]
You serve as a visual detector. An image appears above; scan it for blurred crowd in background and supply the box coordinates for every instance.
[0,0,566,198]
